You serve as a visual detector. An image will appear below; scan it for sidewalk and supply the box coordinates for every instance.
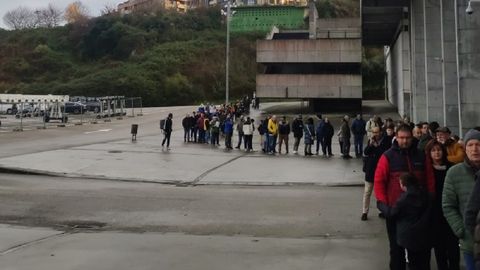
[0,131,365,186]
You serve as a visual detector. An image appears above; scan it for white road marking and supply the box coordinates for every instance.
[84,129,112,134]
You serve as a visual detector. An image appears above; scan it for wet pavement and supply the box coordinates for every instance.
[0,101,402,269]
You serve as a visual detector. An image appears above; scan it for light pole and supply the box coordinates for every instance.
[225,0,231,105]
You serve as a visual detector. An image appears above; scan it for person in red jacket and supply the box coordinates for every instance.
[374,123,435,270]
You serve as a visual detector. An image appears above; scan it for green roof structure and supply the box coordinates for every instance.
[230,6,308,33]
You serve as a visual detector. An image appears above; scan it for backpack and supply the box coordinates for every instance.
[160,118,166,130]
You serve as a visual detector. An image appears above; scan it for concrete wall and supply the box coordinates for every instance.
[256,74,362,98]
[257,39,361,63]
[457,0,480,133]
[407,0,474,136]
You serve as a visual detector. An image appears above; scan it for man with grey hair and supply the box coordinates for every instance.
[443,129,480,270]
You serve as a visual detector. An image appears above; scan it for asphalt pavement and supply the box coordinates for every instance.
[0,101,402,269]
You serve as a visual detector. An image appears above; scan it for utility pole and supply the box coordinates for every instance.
[225,0,230,105]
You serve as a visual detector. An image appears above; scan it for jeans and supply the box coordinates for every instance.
[293,137,301,152]
[225,132,232,149]
[236,133,244,148]
[184,128,190,142]
[386,217,406,270]
[316,136,324,153]
[323,137,332,155]
[210,132,220,145]
[354,135,364,156]
[362,181,374,214]
[463,252,475,270]
[244,135,253,150]
[198,129,205,143]
[342,138,351,156]
[162,131,171,147]
[268,134,276,153]
[405,248,431,270]
[278,134,289,153]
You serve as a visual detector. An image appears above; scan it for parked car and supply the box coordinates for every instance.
[63,102,87,114]
[84,101,101,113]
[6,104,18,115]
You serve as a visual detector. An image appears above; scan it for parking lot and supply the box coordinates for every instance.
[0,107,144,133]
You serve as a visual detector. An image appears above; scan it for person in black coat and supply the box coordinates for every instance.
[162,113,173,149]
[182,114,191,142]
[361,126,389,221]
[426,140,459,270]
[291,115,304,154]
[379,173,433,270]
[320,117,334,157]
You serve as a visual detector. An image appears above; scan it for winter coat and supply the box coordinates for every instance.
[242,120,254,135]
[303,124,315,145]
[278,121,290,135]
[374,140,435,207]
[164,118,173,133]
[464,171,480,239]
[340,121,351,141]
[431,164,459,246]
[236,121,244,135]
[393,187,433,252]
[182,117,190,129]
[365,119,379,138]
[197,116,205,130]
[291,119,304,138]
[363,136,390,182]
[268,119,278,135]
[210,119,220,134]
[351,119,366,137]
[442,161,478,253]
[224,119,234,134]
[445,140,465,164]
[316,120,325,139]
[321,122,334,139]
[417,134,432,151]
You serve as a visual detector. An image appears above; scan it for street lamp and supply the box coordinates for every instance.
[222,1,236,105]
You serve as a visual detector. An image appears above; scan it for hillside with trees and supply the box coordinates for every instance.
[0,6,262,106]
[0,0,385,106]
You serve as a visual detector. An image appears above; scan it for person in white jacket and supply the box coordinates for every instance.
[242,117,255,152]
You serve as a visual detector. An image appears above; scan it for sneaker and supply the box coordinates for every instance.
[378,213,385,219]
[293,150,297,154]
[361,213,368,221]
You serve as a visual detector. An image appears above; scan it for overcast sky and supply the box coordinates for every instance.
[0,0,123,29]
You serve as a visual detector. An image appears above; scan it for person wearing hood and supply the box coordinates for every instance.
[443,129,480,270]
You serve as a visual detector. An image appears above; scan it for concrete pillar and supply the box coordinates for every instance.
[442,0,460,135]
[386,21,411,119]
[457,0,480,133]
[411,0,428,122]
[424,0,444,124]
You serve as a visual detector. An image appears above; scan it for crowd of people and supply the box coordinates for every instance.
[160,101,480,270]
[360,115,480,270]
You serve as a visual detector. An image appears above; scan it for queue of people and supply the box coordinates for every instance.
[162,103,480,270]
[360,115,480,270]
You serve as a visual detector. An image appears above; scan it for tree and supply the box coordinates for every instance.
[64,1,89,24]
[36,4,63,28]
[3,6,37,30]
[101,4,118,16]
